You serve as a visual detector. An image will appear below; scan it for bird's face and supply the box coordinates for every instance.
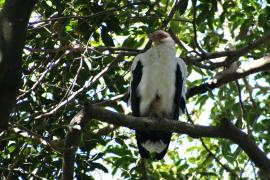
[149,30,171,45]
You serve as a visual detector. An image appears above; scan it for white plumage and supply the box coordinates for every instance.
[129,30,187,159]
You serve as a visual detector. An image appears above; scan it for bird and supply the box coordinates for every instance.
[129,30,187,160]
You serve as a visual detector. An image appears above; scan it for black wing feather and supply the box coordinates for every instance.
[173,63,185,119]
[130,60,143,117]
[130,60,151,158]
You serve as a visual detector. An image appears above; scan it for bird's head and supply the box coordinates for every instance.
[149,30,174,46]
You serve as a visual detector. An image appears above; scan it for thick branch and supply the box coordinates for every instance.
[186,55,270,99]
[0,0,36,130]
[62,108,89,180]
[91,56,269,110]
[85,104,270,174]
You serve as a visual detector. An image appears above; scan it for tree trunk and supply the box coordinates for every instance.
[0,0,36,130]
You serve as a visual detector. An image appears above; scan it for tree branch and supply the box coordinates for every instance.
[186,55,270,99]
[62,108,89,180]
[140,158,148,180]
[73,55,269,113]
[34,53,123,119]
[29,2,150,25]
[11,124,65,153]
[93,92,128,106]
[17,54,63,100]
[143,0,186,52]
[168,28,190,52]
[191,0,205,55]
[185,31,270,62]
[161,0,183,29]
[84,103,270,174]
[62,60,270,176]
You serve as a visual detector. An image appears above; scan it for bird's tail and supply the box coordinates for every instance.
[136,130,172,160]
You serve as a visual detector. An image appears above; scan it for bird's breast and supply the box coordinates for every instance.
[138,52,177,117]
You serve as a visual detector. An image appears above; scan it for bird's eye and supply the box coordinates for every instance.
[159,33,167,39]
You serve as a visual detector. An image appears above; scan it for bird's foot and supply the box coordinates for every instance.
[149,115,164,122]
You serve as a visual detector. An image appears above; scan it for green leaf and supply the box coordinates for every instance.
[195,94,208,108]
[178,0,189,15]
[0,0,5,7]
[90,162,109,173]
[46,0,52,7]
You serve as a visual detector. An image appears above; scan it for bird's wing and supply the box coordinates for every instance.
[129,53,144,117]
[174,57,187,118]
[177,57,187,98]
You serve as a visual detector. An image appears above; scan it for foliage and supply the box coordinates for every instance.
[1,0,270,179]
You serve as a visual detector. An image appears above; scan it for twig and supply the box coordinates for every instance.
[168,28,189,52]
[4,166,47,180]
[6,160,19,180]
[240,160,250,178]
[165,0,170,12]
[185,104,237,175]
[24,44,142,56]
[235,80,245,114]
[17,54,64,100]
[140,158,148,180]
[93,46,142,53]
[161,0,183,29]
[34,53,123,120]
[126,15,193,23]
[60,58,83,104]
[201,139,237,176]
[235,80,249,132]
[185,31,270,62]
[12,124,65,153]
[93,92,128,106]
[251,162,258,180]
[143,0,187,52]
[6,143,28,180]
[191,0,206,55]
[243,78,261,127]
[101,157,132,177]
[254,83,270,92]
[95,125,118,137]
[29,2,150,25]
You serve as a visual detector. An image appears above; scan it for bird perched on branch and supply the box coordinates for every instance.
[129,30,187,160]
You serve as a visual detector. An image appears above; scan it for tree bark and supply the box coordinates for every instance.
[62,108,89,180]
[0,0,36,130]
[186,56,270,99]
[85,104,270,175]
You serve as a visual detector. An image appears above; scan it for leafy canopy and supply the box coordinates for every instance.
[1,0,270,179]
